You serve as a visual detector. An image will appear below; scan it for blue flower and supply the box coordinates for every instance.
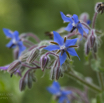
[47,81,71,103]
[44,31,79,65]
[60,12,89,36]
[3,28,26,56]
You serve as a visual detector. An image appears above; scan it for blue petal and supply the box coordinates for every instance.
[62,91,72,95]
[47,87,60,95]
[77,24,83,36]
[60,12,73,23]
[53,31,64,46]
[65,38,78,47]
[44,45,60,51]
[65,23,73,32]
[6,40,13,48]
[72,14,79,24]
[47,82,60,95]
[59,52,67,65]
[18,42,26,56]
[67,48,80,60]
[52,81,60,89]
[14,31,20,41]
[58,96,65,103]
[3,28,13,38]
[87,20,91,25]
[82,26,89,34]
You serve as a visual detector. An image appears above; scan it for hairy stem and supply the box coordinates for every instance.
[92,12,98,29]
[97,72,104,90]
[65,71,101,93]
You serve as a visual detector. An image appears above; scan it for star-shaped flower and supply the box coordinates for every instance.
[3,28,26,56]
[47,81,71,103]
[60,12,89,36]
[44,31,79,65]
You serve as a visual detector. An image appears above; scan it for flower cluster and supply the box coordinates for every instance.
[0,2,104,103]
[3,28,26,57]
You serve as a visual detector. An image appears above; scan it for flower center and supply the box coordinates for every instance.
[60,45,66,50]
[72,22,76,26]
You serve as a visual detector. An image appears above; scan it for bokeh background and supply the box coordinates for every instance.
[0,0,104,103]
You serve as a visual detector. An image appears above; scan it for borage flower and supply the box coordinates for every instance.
[47,81,71,103]
[44,31,79,65]
[3,28,26,56]
[60,12,89,36]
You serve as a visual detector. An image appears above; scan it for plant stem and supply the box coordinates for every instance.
[65,71,101,93]
[97,72,104,90]
[92,12,98,29]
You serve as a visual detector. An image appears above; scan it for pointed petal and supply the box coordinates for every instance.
[65,23,73,32]
[52,81,60,89]
[59,52,67,65]
[72,14,79,24]
[44,45,60,51]
[53,31,64,46]
[6,40,14,48]
[62,91,72,95]
[14,31,20,41]
[3,28,13,38]
[78,24,83,36]
[65,38,78,47]
[58,96,65,103]
[47,87,60,95]
[67,48,80,60]
[82,26,89,34]
[18,42,26,56]
[60,12,73,23]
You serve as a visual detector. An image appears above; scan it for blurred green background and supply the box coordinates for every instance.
[0,0,104,103]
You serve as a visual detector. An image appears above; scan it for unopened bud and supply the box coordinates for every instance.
[93,42,98,53]
[95,2,104,14]
[88,29,96,48]
[26,48,40,63]
[40,55,50,71]
[19,78,26,91]
[50,60,61,80]
[7,60,21,73]
[79,12,89,23]
[85,42,90,55]
[13,48,19,60]
[19,52,30,62]
[27,72,32,89]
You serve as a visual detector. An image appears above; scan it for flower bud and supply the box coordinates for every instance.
[95,2,104,14]
[13,48,19,60]
[88,29,96,48]
[84,42,90,55]
[93,42,98,53]
[19,78,26,91]
[79,12,89,23]
[50,60,61,80]
[27,72,32,89]
[7,60,21,73]
[26,48,40,63]
[40,55,50,71]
